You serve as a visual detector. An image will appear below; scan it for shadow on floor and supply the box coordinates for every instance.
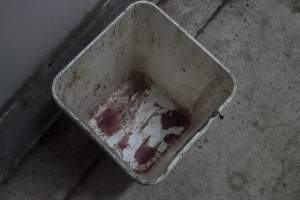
[70,156,134,200]
[0,114,133,200]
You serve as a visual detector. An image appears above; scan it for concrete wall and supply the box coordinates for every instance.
[0,0,155,183]
[0,0,101,108]
[0,0,104,181]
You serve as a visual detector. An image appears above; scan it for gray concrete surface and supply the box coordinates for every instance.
[0,116,103,200]
[157,0,223,36]
[0,0,299,200]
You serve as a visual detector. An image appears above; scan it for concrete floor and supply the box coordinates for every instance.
[0,0,300,199]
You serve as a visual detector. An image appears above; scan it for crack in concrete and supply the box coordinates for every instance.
[195,0,232,38]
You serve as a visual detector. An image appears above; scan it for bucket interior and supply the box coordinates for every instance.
[53,2,234,183]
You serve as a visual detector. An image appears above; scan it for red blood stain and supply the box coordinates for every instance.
[134,137,156,165]
[95,107,120,136]
[163,133,180,145]
[161,109,190,130]
[118,134,130,150]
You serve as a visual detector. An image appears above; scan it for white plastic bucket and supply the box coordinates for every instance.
[52,1,235,184]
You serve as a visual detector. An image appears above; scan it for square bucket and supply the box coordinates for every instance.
[52,1,235,184]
